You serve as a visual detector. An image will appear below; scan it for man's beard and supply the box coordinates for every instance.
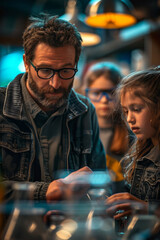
[27,72,73,112]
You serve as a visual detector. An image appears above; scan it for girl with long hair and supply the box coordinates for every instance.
[106,66,160,219]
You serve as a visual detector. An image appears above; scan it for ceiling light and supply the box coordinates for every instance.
[85,0,137,29]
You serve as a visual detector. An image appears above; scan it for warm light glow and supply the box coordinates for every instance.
[86,210,94,230]
[28,223,37,233]
[86,12,136,29]
[60,219,78,232]
[49,224,56,231]
[80,32,101,46]
[56,229,72,240]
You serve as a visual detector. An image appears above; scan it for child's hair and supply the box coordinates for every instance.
[84,61,123,87]
[84,61,130,155]
[117,66,160,182]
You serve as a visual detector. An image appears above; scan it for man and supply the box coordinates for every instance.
[0,14,106,202]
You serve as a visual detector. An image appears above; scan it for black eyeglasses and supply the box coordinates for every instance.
[85,88,116,102]
[30,61,78,80]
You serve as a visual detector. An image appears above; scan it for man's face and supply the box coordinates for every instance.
[23,43,76,112]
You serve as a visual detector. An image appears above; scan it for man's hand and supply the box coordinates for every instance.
[46,166,92,202]
[105,192,148,219]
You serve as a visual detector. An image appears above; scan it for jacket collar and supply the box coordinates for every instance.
[141,145,160,166]
[3,73,88,120]
[67,88,88,120]
[3,73,24,120]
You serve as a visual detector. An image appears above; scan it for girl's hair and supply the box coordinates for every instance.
[23,13,82,65]
[84,61,130,155]
[84,61,123,87]
[118,66,160,182]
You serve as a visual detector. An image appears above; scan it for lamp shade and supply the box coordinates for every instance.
[60,0,101,46]
[85,0,137,29]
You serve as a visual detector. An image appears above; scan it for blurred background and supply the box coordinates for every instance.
[0,0,160,87]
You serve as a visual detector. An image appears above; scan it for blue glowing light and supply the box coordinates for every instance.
[0,51,25,87]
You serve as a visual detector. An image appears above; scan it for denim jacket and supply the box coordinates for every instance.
[0,74,106,201]
[130,145,160,203]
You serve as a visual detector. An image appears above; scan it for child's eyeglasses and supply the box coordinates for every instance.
[85,88,115,102]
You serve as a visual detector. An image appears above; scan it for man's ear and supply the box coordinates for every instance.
[23,54,29,72]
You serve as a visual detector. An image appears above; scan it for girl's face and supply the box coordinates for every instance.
[121,89,157,144]
[89,75,116,120]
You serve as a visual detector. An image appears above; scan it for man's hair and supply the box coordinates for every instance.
[22,13,82,64]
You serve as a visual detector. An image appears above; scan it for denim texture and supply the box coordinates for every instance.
[130,145,160,202]
[0,73,106,202]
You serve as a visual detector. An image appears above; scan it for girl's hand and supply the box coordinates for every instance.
[105,192,148,219]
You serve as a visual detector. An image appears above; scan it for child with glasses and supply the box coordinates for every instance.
[83,61,133,193]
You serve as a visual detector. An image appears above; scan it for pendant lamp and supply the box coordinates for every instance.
[85,0,137,29]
